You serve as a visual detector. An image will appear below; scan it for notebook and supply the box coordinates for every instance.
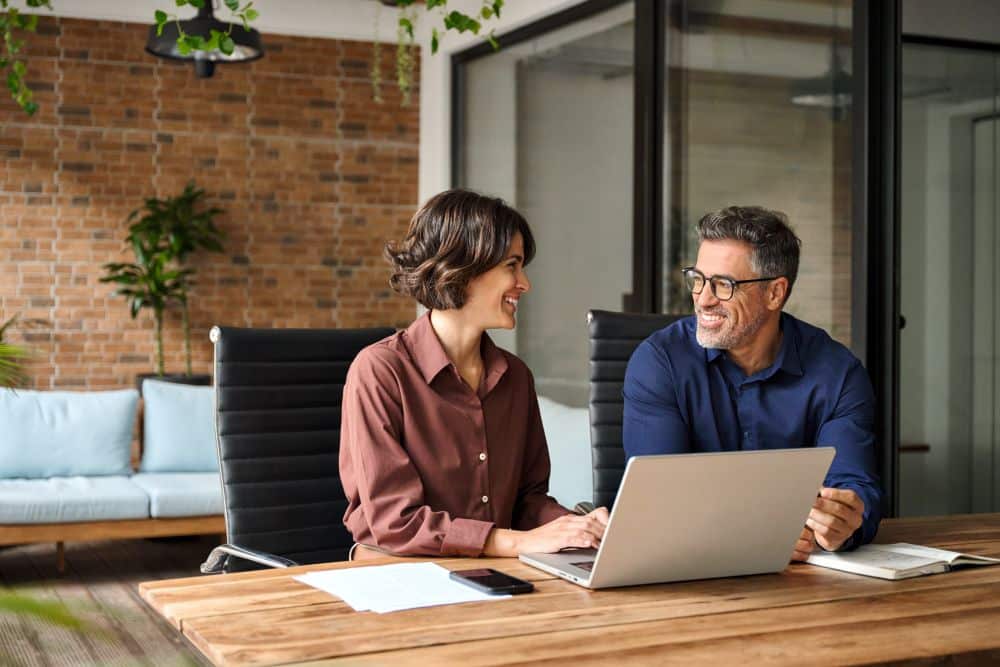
[806,542,1000,580]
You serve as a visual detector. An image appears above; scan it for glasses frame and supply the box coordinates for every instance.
[681,266,783,302]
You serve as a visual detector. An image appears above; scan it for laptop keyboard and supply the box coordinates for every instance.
[570,561,594,572]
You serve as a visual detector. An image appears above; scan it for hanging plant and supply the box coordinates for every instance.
[152,0,257,58]
[0,0,258,115]
[2,1,504,114]
[374,0,505,106]
[0,0,51,115]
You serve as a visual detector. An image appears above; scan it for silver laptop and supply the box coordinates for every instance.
[520,448,835,589]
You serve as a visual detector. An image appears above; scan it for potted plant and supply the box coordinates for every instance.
[125,181,225,379]
[100,237,195,391]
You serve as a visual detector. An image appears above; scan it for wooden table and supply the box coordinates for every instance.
[139,514,1000,666]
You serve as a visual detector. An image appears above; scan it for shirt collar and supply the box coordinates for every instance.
[404,311,509,388]
[774,313,803,377]
[703,313,803,379]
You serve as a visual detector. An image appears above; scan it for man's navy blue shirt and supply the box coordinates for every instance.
[623,312,881,549]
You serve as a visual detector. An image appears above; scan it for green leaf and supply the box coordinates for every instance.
[189,0,205,7]
[154,9,168,25]
[481,6,492,20]
[175,0,188,5]
[431,27,439,54]
[395,0,416,6]
[443,11,480,34]
[486,30,499,51]
[220,34,235,55]
[12,60,24,76]
[176,37,193,56]
[426,0,446,8]
[224,0,239,10]
[244,8,258,21]
[206,29,223,51]
[492,0,503,19]
[399,17,413,40]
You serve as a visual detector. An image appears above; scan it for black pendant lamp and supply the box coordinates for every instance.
[146,3,263,78]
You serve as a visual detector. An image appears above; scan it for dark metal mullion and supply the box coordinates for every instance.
[902,34,1000,54]
[852,0,901,518]
[627,0,664,313]
[450,59,466,188]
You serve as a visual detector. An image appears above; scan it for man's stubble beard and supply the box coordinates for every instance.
[695,304,769,350]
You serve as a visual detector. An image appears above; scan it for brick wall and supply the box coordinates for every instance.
[0,17,418,389]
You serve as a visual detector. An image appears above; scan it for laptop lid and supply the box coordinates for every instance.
[528,448,834,589]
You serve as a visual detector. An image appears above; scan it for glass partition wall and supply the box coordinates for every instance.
[899,40,1000,515]
[456,0,854,409]
[662,1,854,347]
[457,2,636,407]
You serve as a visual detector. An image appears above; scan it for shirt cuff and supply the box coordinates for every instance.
[440,517,495,557]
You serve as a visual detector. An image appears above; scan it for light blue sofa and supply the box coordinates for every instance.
[536,396,593,508]
[0,380,225,571]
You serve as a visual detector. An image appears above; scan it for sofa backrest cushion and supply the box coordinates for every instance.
[0,388,139,479]
[140,379,218,473]
[537,395,593,508]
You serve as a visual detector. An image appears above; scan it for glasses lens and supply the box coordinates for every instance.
[712,277,735,300]
[683,270,704,294]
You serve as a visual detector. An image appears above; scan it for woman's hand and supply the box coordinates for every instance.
[484,508,609,557]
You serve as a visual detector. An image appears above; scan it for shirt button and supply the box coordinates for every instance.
[481,495,489,504]
[479,452,487,462]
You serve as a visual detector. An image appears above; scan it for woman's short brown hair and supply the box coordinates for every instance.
[385,189,536,310]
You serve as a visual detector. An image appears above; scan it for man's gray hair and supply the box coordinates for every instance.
[696,206,801,302]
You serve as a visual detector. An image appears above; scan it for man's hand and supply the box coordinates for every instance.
[790,525,815,562]
[806,487,865,551]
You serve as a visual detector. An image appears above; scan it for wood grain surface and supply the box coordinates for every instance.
[139,513,1000,666]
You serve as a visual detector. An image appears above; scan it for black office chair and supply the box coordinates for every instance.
[588,310,682,509]
[200,324,395,573]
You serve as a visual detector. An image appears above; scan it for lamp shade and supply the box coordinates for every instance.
[146,4,263,78]
[790,51,852,110]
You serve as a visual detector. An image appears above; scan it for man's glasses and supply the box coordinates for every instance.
[681,267,782,302]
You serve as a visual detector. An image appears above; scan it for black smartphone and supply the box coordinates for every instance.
[449,568,534,595]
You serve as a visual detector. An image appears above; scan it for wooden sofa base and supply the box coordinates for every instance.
[0,516,226,573]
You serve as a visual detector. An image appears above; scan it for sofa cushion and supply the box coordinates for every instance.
[0,388,138,479]
[140,380,218,473]
[537,396,593,508]
[130,473,223,518]
[0,476,149,524]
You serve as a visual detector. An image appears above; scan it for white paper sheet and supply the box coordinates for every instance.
[294,562,511,613]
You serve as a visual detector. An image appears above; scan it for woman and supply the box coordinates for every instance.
[339,189,608,558]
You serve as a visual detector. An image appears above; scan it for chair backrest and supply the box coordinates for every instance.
[588,310,683,508]
[211,325,394,570]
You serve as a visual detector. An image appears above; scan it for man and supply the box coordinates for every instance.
[623,206,881,558]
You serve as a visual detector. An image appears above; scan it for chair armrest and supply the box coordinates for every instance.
[573,501,596,515]
[200,544,299,574]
